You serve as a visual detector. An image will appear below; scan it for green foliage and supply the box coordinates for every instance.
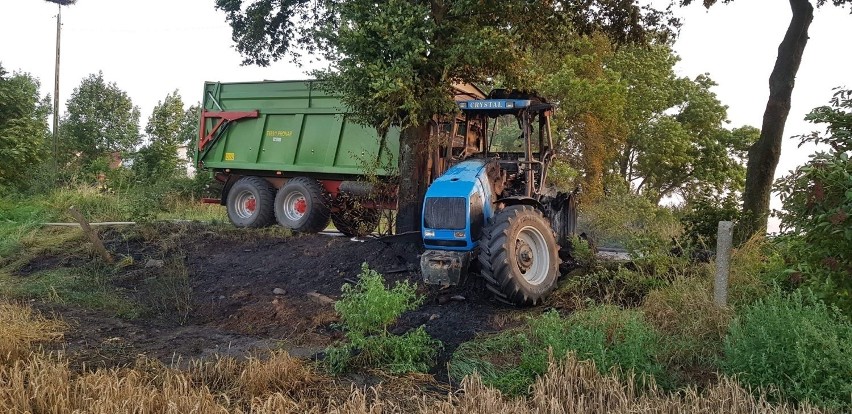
[680,192,743,248]
[722,289,852,409]
[61,71,140,171]
[0,197,50,258]
[535,307,662,378]
[0,64,51,190]
[327,327,439,375]
[605,45,756,201]
[556,265,667,309]
[327,263,439,374]
[568,234,595,268]
[451,306,662,395]
[774,88,852,311]
[579,182,682,251]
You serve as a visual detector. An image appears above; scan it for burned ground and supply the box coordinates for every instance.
[17,222,528,376]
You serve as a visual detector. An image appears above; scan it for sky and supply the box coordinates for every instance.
[1,0,850,224]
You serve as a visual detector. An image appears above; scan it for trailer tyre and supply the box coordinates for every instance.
[331,204,380,237]
[226,176,276,228]
[275,177,330,233]
[478,205,560,306]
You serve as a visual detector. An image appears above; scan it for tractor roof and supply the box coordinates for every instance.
[457,99,553,116]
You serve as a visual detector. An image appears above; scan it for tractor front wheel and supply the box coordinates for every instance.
[478,205,560,306]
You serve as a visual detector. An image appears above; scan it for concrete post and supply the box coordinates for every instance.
[715,221,733,307]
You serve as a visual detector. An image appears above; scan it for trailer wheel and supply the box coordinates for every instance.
[226,176,276,228]
[478,205,560,306]
[275,177,330,233]
[331,202,380,237]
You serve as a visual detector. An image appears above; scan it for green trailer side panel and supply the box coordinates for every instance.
[258,114,300,164]
[199,79,398,176]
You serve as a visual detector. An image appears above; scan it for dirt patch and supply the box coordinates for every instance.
[17,223,533,377]
[183,230,525,361]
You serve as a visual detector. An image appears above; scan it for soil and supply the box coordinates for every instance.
[21,222,532,376]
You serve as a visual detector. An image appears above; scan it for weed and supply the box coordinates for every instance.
[568,234,595,267]
[335,263,421,336]
[326,263,440,374]
[0,313,825,414]
[722,288,852,410]
[138,257,193,323]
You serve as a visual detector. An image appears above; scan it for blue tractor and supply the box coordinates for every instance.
[420,90,578,306]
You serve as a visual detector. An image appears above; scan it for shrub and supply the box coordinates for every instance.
[774,89,852,311]
[326,263,439,374]
[722,289,852,409]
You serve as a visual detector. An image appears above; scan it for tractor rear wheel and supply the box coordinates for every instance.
[478,205,560,306]
[275,177,330,233]
[226,176,276,228]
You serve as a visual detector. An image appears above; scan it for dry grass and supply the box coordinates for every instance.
[642,276,733,381]
[0,301,65,364]
[0,349,824,414]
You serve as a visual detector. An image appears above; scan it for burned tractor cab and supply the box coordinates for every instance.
[420,89,578,306]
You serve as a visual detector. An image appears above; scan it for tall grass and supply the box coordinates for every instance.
[450,306,662,395]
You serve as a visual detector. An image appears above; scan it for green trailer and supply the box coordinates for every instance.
[197,79,484,235]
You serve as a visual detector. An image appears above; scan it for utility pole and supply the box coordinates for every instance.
[53,3,61,178]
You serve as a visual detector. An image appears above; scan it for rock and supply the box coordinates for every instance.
[145,259,164,268]
[231,290,251,300]
[307,291,335,305]
[218,295,226,300]
[429,314,440,321]
[272,288,286,295]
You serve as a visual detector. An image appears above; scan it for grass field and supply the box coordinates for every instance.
[0,186,848,413]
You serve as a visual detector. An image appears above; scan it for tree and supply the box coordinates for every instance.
[0,64,51,189]
[134,91,189,180]
[62,72,140,168]
[529,41,757,202]
[216,0,677,231]
[681,0,851,238]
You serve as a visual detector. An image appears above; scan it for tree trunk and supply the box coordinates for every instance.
[395,123,432,233]
[741,0,813,238]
